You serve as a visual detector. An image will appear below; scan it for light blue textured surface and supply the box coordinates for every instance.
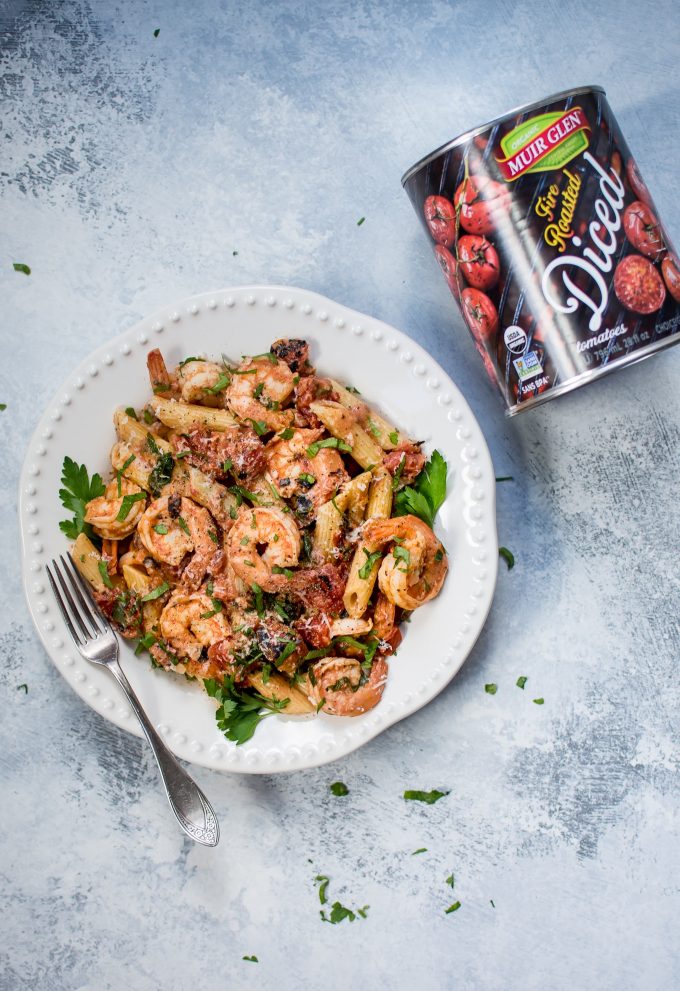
[2,2,679,989]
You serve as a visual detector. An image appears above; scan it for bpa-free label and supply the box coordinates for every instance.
[513,351,543,381]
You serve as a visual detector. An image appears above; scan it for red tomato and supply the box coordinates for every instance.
[623,201,665,260]
[424,195,456,247]
[433,244,462,301]
[457,235,500,290]
[453,175,509,236]
[626,157,651,203]
[614,254,666,314]
[461,288,499,345]
[661,253,680,303]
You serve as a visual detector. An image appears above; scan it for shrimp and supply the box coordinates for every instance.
[305,655,388,716]
[177,359,227,406]
[147,348,179,399]
[158,588,230,663]
[137,494,217,588]
[227,505,301,589]
[361,514,448,610]
[266,428,349,508]
[84,477,147,540]
[225,355,295,432]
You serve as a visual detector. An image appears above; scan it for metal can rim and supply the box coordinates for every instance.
[400,84,607,187]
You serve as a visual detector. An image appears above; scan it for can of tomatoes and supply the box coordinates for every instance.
[402,85,680,415]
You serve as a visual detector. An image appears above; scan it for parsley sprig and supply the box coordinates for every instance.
[204,675,290,745]
[58,456,106,539]
[394,450,447,528]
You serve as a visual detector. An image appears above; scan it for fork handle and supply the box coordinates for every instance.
[107,661,220,846]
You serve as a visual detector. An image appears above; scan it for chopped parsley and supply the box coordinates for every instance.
[222,458,233,473]
[58,456,106,540]
[391,452,407,491]
[177,515,190,536]
[403,789,449,805]
[143,408,155,425]
[495,475,514,482]
[115,491,145,521]
[208,530,219,543]
[271,565,293,579]
[516,676,527,689]
[251,582,264,617]
[357,217,366,226]
[124,406,138,420]
[394,450,447,528]
[0,404,5,411]
[13,262,31,275]
[329,782,349,796]
[152,382,171,393]
[490,899,496,908]
[248,419,268,436]
[358,548,382,580]
[204,675,289,745]
[445,901,461,915]
[389,431,399,444]
[279,427,295,440]
[153,523,169,535]
[315,875,330,904]
[141,581,170,602]
[314,877,368,923]
[205,372,230,395]
[298,472,316,486]
[146,435,174,496]
[307,436,352,457]
[393,545,410,570]
[367,419,381,439]
[533,697,545,705]
[97,560,113,589]
[153,27,160,37]
[242,955,258,963]
[251,351,277,364]
[135,632,157,655]
[446,874,455,888]
[253,382,264,399]
[411,848,427,855]
[17,683,28,694]
[178,355,200,367]
[345,385,361,394]
[499,546,515,569]
[485,683,497,695]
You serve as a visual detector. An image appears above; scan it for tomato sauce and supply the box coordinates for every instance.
[402,86,680,415]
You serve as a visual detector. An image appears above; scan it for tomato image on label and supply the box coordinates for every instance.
[661,253,680,303]
[626,157,651,203]
[461,287,499,346]
[433,244,462,301]
[457,235,500,290]
[614,254,666,314]
[623,201,666,260]
[453,175,509,236]
[424,195,457,247]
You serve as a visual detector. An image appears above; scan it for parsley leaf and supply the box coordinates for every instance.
[116,491,146,522]
[13,262,31,275]
[315,875,330,904]
[499,547,515,569]
[148,449,175,497]
[485,683,497,695]
[17,683,28,693]
[446,873,455,888]
[358,548,381,580]
[403,789,449,805]
[204,675,289,745]
[533,697,545,705]
[153,27,160,37]
[330,782,349,797]
[205,372,230,395]
[389,431,399,444]
[124,406,138,420]
[58,456,106,539]
[248,419,268,436]
[411,848,428,855]
[516,675,527,689]
[242,955,258,963]
[307,437,352,458]
[394,450,447,528]
[445,901,461,914]
[0,403,6,411]
[141,581,170,602]
[98,560,113,589]
[357,216,366,226]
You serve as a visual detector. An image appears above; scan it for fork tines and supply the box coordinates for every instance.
[46,554,108,646]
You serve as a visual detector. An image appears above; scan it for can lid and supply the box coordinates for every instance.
[400,84,606,186]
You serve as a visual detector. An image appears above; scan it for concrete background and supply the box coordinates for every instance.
[2,1,679,988]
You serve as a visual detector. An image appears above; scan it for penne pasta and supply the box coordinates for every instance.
[70,533,109,594]
[246,670,314,714]
[330,379,405,450]
[312,471,372,562]
[122,563,164,633]
[309,400,383,469]
[343,468,393,618]
[150,396,238,433]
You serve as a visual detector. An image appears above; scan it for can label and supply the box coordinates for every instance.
[403,88,680,414]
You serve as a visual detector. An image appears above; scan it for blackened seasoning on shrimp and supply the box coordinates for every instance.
[402,86,680,414]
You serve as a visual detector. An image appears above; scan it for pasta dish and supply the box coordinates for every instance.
[62,338,449,741]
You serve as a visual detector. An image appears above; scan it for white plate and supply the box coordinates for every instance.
[19,285,497,772]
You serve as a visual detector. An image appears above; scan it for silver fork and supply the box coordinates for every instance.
[46,554,220,846]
